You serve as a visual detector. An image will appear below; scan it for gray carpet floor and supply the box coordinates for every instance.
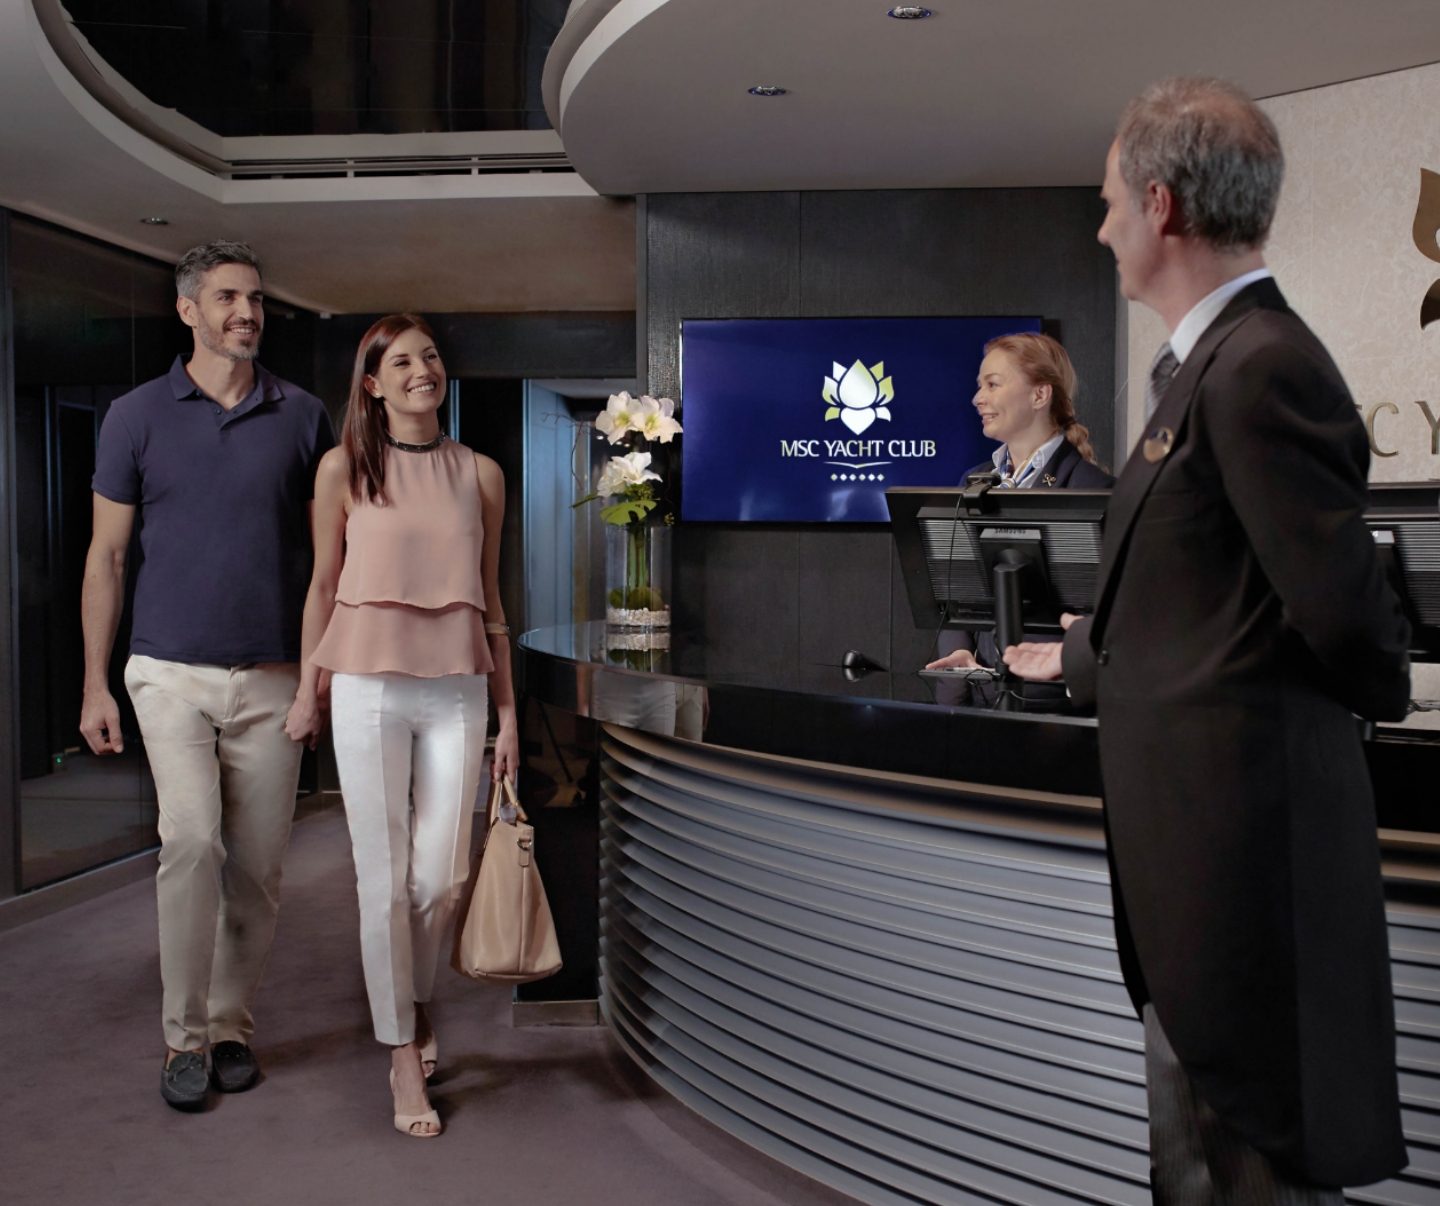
[0,804,859,1206]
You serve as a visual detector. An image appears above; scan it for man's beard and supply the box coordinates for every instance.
[197,312,260,362]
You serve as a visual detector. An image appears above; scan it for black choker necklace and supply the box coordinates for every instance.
[385,431,446,453]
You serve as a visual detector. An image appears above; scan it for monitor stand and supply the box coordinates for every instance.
[992,557,1026,677]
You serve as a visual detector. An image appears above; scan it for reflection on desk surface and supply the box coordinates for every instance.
[520,621,1089,719]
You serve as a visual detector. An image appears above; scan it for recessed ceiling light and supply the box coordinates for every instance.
[887,5,932,17]
[748,86,787,97]
[140,217,169,225]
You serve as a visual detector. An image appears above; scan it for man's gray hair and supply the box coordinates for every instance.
[1117,78,1284,251]
[175,240,262,300]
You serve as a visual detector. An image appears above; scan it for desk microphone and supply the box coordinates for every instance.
[841,649,888,680]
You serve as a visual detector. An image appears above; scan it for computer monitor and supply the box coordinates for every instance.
[892,480,1440,661]
[887,481,1111,651]
[1365,482,1440,660]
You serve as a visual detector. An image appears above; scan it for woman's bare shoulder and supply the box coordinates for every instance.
[470,448,505,490]
[316,445,349,485]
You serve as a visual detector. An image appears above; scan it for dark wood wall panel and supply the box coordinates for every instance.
[645,188,1116,676]
[797,189,1116,463]
[645,192,802,402]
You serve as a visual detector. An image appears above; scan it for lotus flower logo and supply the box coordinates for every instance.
[1414,168,1440,328]
[824,360,894,435]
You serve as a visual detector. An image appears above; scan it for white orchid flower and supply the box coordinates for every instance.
[633,395,683,444]
[596,450,662,497]
[595,391,640,444]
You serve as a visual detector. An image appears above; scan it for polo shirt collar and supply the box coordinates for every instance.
[169,354,284,420]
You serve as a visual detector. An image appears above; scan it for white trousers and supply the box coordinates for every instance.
[331,672,488,1046]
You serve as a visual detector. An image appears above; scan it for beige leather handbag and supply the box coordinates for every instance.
[451,776,563,985]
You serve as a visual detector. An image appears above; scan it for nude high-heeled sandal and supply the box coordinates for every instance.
[390,1069,441,1138]
[419,1035,438,1080]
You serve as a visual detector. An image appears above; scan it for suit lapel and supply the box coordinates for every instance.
[1040,440,1076,488]
[1088,280,1286,641]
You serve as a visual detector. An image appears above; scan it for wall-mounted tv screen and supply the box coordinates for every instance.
[680,316,1042,522]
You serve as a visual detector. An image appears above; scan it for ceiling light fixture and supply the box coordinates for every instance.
[748,85,787,97]
[887,6,932,17]
[140,217,169,225]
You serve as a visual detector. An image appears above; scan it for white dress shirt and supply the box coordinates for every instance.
[1169,267,1273,364]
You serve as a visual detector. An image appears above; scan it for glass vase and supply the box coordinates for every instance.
[605,521,672,630]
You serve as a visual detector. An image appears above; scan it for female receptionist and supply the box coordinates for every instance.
[927,332,1113,671]
[968,332,1112,490]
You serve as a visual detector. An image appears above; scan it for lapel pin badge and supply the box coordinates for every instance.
[1143,427,1174,463]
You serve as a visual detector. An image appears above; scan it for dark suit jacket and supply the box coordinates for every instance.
[1062,279,1410,1187]
[963,437,1116,489]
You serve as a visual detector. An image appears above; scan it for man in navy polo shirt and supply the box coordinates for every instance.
[79,240,334,1111]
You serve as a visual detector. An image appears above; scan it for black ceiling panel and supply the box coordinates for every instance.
[65,0,566,136]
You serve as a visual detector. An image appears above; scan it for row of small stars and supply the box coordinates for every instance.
[831,473,884,481]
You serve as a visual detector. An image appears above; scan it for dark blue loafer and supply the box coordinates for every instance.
[210,1041,260,1093]
[161,1051,209,1111]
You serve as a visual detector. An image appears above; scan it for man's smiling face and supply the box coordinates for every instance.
[188,262,264,362]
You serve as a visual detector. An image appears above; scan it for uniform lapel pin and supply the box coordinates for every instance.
[1143,427,1174,463]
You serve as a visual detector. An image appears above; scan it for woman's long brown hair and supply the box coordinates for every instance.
[983,332,1102,468]
[342,313,437,505]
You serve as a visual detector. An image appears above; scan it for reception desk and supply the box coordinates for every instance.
[520,622,1440,1206]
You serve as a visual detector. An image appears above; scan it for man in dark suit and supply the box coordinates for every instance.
[1007,78,1412,1202]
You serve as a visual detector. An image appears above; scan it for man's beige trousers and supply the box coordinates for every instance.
[125,655,304,1053]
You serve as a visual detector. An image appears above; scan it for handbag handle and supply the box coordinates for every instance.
[489,774,528,824]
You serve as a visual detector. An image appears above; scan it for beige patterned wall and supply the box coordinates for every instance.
[1120,61,1440,482]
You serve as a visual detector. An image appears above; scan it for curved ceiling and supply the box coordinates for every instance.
[0,0,634,314]
[549,0,1440,195]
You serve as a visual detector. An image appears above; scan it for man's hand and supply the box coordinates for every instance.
[925,649,980,671]
[284,687,326,750]
[80,494,135,757]
[80,686,124,755]
[1000,613,1081,682]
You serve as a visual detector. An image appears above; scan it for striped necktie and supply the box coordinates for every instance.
[1144,342,1180,422]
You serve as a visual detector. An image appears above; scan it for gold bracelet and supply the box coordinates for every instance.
[484,623,510,635]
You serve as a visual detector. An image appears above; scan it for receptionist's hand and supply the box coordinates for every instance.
[925,649,981,671]
[1001,613,1080,681]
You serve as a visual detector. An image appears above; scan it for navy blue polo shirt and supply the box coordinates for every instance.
[93,356,335,665]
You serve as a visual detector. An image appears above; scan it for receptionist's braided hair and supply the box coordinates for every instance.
[983,332,1101,468]
[342,312,440,505]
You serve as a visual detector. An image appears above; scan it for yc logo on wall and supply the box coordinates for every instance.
[823,360,894,434]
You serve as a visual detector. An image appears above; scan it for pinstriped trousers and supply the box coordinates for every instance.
[331,672,488,1046]
[1144,1005,1344,1206]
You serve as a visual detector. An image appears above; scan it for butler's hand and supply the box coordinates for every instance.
[925,649,980,670]
[1001,613,1080,681]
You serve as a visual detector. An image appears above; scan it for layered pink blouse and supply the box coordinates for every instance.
[311,438,495,678]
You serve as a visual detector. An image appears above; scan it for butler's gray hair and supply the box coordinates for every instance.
[1117,78,1284,251]
[175,240,262,299]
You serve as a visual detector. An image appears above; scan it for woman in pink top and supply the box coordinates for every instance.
[285,314,518,1138]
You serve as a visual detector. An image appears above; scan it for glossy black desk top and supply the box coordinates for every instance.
[520,622,1440,837]
[520,622,1104,799]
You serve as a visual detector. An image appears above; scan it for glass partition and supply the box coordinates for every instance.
[10,217,186,889]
